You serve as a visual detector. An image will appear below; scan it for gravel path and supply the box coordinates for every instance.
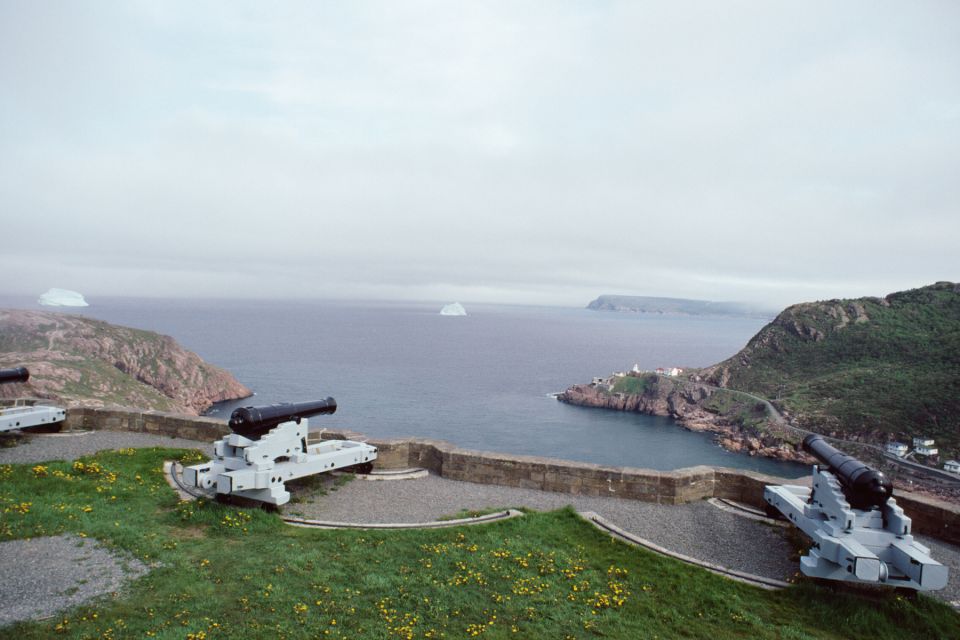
[0,430,208,464]
[0,534,149,626]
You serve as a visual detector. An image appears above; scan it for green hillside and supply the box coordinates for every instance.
[704,282,960,454]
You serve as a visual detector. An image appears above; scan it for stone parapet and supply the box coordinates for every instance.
[62,407,960,545]
[895,492,960,545]
[64,405,228,442]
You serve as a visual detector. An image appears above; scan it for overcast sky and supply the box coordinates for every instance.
[1,1,958,308]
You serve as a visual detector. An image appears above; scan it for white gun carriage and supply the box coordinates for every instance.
[183,398,377,506]
[765,434,947,591]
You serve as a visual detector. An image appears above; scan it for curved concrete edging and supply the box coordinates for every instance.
[707,497,788,526]
[163,461,202,500]
[284,510,525,530]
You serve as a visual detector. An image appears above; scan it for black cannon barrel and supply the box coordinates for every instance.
[228,398,337,440]
[803,434,892,510]
[0,367,29,385]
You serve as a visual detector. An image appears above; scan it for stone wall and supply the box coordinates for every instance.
[63,407,960,545]
[65,406,229,442]
[319,430,960,543]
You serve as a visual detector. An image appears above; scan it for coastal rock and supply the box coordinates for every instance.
[0,309,251,415]
[558,376,810,464]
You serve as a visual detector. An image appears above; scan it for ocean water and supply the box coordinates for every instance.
[3,297,806,477]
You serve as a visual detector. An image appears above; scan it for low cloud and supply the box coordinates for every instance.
[1,1,957,307]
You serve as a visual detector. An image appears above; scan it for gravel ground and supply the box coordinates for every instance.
[0,534,149,626]
[0,430,209,464]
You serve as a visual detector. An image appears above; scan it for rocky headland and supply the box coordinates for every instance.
[586,294,774,318]
[0,309,251,415]
[558,375,811,463]
[564,282,960,468]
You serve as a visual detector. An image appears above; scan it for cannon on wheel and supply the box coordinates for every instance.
[183,399,377,506]
[764,434,947,591]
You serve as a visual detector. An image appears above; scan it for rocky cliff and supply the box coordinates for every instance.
[559,375,808,462]
[0,309,251,415]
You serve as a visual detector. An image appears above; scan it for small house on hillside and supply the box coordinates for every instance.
[913,437,939,457]
[944,460,960,475]
[886,442,908,458]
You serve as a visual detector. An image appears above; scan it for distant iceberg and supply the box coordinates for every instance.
[38,288,89,307]
[440,302,467,316]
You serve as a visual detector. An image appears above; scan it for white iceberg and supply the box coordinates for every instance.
[38,288,89,307]
[440,302,467,316]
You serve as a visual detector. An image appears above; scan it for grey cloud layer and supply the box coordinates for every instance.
[1,1,958,306]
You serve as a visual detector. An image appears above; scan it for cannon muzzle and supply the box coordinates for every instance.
[803,434,892,509]
[228,398,337,440]
[0,367,29,385]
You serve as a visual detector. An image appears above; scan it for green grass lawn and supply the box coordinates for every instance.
[1,447,957,639]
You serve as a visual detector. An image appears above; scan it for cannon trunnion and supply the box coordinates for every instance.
[183,399,377,506]
[764,435,947,591]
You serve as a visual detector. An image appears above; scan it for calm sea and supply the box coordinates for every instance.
[3,297,806,477]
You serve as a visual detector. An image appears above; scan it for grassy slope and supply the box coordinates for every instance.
[1,448,957,639]
[709,283,960,454]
